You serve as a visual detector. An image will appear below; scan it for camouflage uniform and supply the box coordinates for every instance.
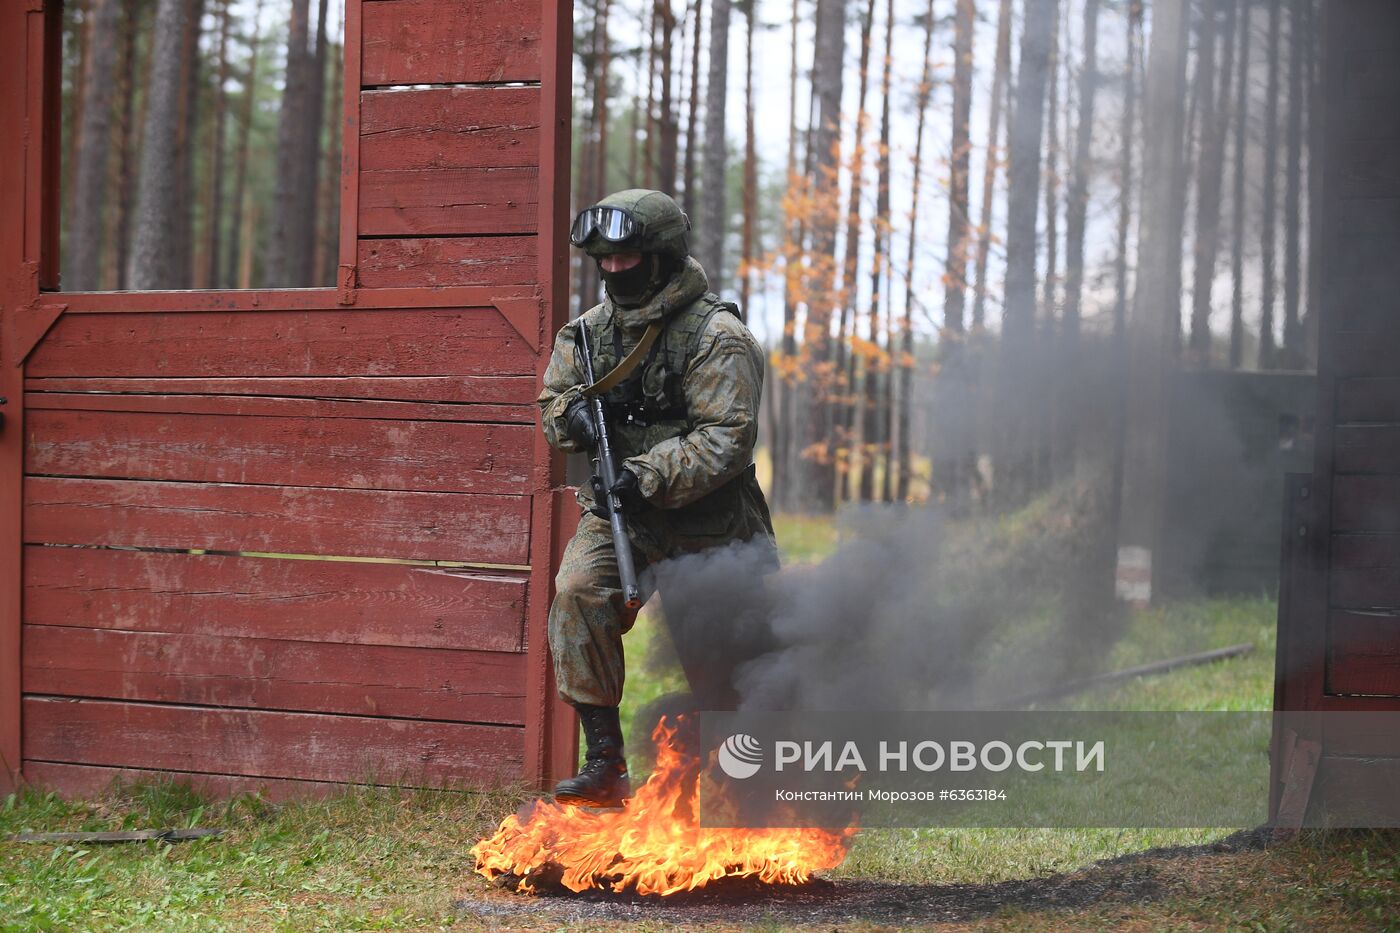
[539,255,776,708]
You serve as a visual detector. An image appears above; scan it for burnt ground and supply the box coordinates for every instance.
[451,828,1272,928]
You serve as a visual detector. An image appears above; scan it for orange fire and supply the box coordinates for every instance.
[472,717,855,897]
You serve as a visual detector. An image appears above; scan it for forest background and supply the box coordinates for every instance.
[55,0,1320,617]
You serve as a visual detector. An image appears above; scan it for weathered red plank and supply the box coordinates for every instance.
[23,760,358,802]
[1337,198,1400,237]
[25,375,538,406]
[22,697,523,787]
[25,477,532,565]
[1334,425,1400,475]
[359,166,539,237]
[1336,378,1400,423]
[358,237,537,289]
[1332,475,1400,535]
[1336,143,1400,199]
[1333,0,1400,54]
[1311,756,1400,827]
[26,309,534,378]
[1331,535,1400,610]
[25,391,532,424]
[24,627,527,724]
[1344,49,1400,102]
[1330,331,1400,378]
[55,286,535,314]
[361,0,541,86]
[360,87,540,172]
[26,409,532,493]
[1327,612,1400,697]
[24,546,526,651]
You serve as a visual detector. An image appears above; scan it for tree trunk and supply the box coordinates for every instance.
[739,1,756,312]
[577,0,611,305]
[202,0,231,289]
[863,0,895,503]
[875,0,896,503]
[64,0,93,240]
[225,0,263,288]
[1117,0,1190,606]
[1041,0,1060,321]
[1114,0,1143,339]
[1259,0,1281,369]
[797,0,848,513]
[684,0,704,210]
[110,0,142,290]
[1190,0,1238,366]
[837,0,877,504]
[316,35,343,285]
[994,0,1058,509]
[1059,0,1101,477]
[66,0,124,291]
[656,1,678,194]
[971,0,1013,331]
[1304,0,1320,367]
[1181,0,1217,361]
[1228,0,1249,368]
[1166,0,1204,355]
[127,0,191,289]
[699,0,731,290]
[944,0,975,335]
[1281,0,1305,369]
[173,0,206,288]
[299,0,330,286]
[774,0,803,511]
[267,0,311,286]
[898,0,937,503]
[642,1,657,188]
[574,3,599,305]
[933,0,976,503]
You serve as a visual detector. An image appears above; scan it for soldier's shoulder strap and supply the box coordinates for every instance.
[671,293,742,362]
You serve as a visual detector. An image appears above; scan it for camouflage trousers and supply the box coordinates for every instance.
[548,509,777,709]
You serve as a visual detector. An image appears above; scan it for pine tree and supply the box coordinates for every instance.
[898,0,937,503]
[127,0,190,289]
[66,0,124,291]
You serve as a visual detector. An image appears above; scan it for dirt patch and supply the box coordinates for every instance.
[452,829,1271,928]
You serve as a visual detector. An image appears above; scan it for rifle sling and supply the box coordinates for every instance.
[582,321,663,398]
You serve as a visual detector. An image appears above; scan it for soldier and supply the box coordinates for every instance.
[539,189,776,807]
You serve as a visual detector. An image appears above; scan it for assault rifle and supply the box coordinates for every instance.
[576,320,642,609]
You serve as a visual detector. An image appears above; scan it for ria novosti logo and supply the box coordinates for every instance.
[717,733,764,779]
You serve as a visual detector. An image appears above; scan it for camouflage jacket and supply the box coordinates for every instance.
[539,258,771,541]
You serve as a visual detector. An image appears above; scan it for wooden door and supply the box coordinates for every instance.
[1272,0,1400,823]
[0,0,577,798]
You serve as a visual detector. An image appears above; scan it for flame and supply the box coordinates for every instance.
[472,716,855,897]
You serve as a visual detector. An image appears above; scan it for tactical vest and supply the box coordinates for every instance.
[583,293,739,461]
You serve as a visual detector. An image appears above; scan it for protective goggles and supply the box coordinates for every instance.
[570,206,640,247]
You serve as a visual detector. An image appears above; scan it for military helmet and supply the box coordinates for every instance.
[570,189,691,260]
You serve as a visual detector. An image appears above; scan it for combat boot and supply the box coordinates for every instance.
[553,704,631,807]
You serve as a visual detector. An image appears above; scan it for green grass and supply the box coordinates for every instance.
[0,781,526,931]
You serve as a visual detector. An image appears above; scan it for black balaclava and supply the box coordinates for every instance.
[600,254,676,308]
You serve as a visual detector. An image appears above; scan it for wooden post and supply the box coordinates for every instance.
[523,0,577,788]
[0,0,48,794]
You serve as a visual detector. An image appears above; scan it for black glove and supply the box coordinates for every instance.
[586,469,646,520]
[564,395,597,449]
[610,468,647,513]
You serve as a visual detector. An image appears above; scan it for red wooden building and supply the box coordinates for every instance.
[1270,0,1400,826]
[0,0,579,797]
